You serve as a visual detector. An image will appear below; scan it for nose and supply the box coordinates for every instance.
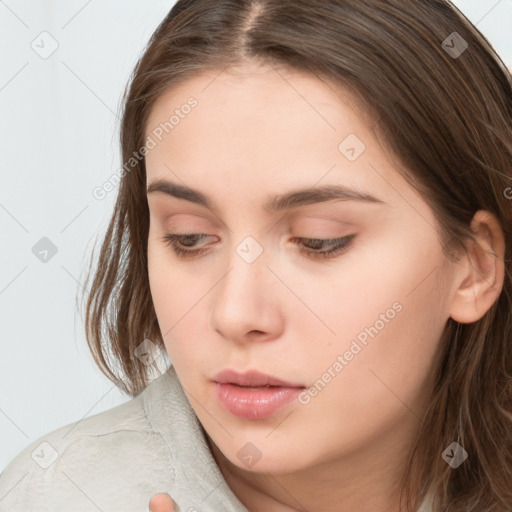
[209,242,283,344]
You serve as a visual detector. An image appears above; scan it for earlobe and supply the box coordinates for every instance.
[449,210,506,324]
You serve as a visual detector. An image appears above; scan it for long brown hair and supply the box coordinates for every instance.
[80,1,512,510]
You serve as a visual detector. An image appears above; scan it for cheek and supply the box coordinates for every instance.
[147,237,171,313]
[289,234,428,343]
[147,232,194,309]
[304,236,448,421]
[147,238,180,343]
[147,237,211,369]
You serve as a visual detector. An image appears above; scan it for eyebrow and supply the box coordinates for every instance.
[146,178,387,212]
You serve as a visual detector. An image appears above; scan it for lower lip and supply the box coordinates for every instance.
[214,382,304,420]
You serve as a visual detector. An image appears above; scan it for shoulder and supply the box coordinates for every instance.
[0,379,174,512]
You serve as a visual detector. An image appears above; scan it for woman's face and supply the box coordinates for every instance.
[145,61,458,477]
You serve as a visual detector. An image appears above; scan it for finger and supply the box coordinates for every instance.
[149,492,175,512]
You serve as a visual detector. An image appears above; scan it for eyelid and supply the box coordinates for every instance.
[294,216,355,232]
[161,232,356,260]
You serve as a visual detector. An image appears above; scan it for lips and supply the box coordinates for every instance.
[211,369,306,420]
[212,368,305,388]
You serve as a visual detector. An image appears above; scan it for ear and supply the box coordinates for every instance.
[449,210,506,324]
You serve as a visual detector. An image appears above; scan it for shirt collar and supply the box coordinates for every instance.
[143,364,249,511]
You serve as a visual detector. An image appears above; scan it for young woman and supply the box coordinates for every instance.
[1,1,511,511]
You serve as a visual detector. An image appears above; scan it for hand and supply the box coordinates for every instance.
[149,492,175,512]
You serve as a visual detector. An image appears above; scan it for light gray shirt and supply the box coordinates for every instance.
[0,365,434,511]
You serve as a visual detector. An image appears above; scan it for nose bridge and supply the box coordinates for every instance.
[210,233,277,337]
[219,234,268,303]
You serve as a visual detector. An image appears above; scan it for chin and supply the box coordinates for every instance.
[214,436,315,476]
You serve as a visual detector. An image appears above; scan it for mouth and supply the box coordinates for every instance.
[212,369,306,420]
[214,382,305,420]
[212,368,305,388]
[230,383,281,389]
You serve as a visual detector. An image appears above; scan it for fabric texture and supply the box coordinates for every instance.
[0,365,434,511]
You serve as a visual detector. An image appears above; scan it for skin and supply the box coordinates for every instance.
[144,61,505,512]
[149,493,174,511]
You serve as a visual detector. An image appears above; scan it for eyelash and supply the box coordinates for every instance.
[160,233,355,260]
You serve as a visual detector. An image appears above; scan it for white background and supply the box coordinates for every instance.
[1,0,511,473]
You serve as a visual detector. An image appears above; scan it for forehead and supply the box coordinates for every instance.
[146,64,375,175]
[145,61,373,141]
[142,62,430,221]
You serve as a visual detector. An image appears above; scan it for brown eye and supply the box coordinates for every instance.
[161,233,213,257]
[292,235,356,260]
[161,233,356,260]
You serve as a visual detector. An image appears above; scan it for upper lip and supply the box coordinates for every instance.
[213,369,305,388]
